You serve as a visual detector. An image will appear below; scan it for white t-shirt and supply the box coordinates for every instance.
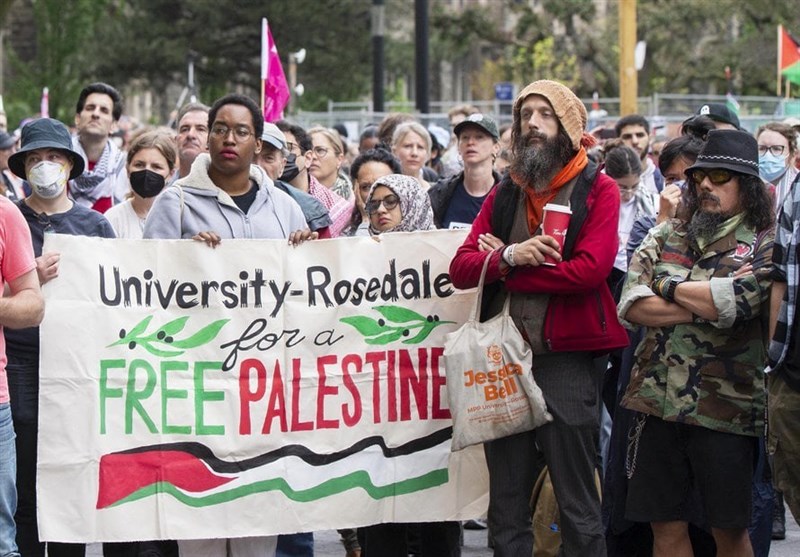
[615,196,638,272]
[104,199,145,239]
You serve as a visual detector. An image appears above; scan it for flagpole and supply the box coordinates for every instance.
[261,18,268,118]
[778,25,782,97]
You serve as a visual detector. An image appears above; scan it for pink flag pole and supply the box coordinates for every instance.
[261,18,290,122]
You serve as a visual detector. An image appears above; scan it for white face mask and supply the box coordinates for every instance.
[28,161,68,199]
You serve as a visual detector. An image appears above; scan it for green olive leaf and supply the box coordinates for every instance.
[339,316,387,336]
[156,316,190,336]
[364,328,406,345]
[373,305,426,324]
[168,319,230,349]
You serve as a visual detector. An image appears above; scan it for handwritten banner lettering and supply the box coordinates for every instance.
[37,231,488,542]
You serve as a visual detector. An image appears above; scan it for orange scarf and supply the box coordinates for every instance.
[520,147,588,234]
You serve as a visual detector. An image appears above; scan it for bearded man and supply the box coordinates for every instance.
[617,129,775,557]
[449,80,628,556]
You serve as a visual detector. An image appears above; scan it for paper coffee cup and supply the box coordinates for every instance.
[541,204,572,266]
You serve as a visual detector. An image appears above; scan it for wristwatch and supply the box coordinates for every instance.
[663,275,682,303]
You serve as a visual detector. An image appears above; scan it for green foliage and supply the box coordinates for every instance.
[7,0,800,125]
[7,0,112,124]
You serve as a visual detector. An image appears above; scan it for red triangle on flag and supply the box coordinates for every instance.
[781,27,800,71]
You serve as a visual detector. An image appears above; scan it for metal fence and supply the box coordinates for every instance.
[289,94,800,137]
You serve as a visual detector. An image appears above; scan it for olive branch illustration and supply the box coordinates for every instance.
[108,316,230,357]
[339,305,454,345]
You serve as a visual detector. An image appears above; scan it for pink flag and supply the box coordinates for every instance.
[40,87,49,118]
[261,18,290,122]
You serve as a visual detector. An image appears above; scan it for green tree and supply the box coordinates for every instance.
[7,0,111,124]
[87,0,373,115]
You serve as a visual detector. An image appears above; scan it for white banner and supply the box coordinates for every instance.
[37,231,488,542]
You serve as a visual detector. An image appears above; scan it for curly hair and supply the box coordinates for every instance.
[684,173,774,232]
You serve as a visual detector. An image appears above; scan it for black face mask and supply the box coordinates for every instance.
[129,169,166,198]
[279,153,301,182]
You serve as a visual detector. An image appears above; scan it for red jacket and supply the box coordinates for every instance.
[449,171,628,353]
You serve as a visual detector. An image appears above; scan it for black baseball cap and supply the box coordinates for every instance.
[695,103,741,130]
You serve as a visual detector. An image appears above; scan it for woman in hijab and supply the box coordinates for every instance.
[360,174,459,555]
[365,173,435,235]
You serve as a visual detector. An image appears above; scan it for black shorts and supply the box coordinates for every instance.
[625,414,756,529]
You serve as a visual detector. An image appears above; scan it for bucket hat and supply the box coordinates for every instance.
[8,118,85,180]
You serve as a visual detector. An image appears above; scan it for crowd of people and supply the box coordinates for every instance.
[0,77,799,557]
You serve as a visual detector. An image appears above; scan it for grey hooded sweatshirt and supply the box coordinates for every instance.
[143,153,306,240]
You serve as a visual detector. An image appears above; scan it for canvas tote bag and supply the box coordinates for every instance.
[444,254,551,451]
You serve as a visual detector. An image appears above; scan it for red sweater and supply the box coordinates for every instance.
[449,172,620,294]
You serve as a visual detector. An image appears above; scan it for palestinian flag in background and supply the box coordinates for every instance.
[780,25,800,86]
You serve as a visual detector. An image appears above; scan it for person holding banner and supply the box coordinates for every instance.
[0,191,43,557]
[359,173,462,557]
[5,117,116,557]
[143,93,312,557]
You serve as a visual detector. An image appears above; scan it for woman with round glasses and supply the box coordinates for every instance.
[365,173,434,235]
[361,173,462,556]
[755,122,798,209]
[346,148,402,236]
[308,126,353,200]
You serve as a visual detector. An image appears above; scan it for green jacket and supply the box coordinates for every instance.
[618,215,774,436]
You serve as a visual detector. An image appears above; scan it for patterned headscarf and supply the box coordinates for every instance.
[367,174,435,235]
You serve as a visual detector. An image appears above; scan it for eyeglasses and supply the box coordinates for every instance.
[366,194,400,214]
[312,146,331,158]
[758,144,786,157]
[285,141,300,154]
[688,168,734,185]
[210,125,254,141]
[616,183,639,193]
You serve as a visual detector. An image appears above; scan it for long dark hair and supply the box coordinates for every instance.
[684,173,774,232]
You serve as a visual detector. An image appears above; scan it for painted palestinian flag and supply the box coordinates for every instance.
[779,25,800,86]
[97,427,452,509]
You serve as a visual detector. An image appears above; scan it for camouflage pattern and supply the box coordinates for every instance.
[618,216,774,436]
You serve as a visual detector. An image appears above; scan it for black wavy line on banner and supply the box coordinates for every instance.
[109,426,453,474]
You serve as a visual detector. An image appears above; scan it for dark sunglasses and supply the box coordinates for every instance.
[688,168,734,186]
[366,194,400,214]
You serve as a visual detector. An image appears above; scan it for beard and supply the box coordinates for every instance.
[509,129,575,192]
[687,207,731,244]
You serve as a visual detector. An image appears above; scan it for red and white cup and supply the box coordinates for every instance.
[541,203,572,266]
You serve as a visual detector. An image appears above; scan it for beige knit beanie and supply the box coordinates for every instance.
[513,80,587,150]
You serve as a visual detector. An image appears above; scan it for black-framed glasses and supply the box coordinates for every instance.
[210,125,254,141]
[758,144,786,157]
[366,194,400,214]
[688,168,734,185]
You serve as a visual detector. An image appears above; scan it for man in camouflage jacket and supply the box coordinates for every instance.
[617,129,775,557]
